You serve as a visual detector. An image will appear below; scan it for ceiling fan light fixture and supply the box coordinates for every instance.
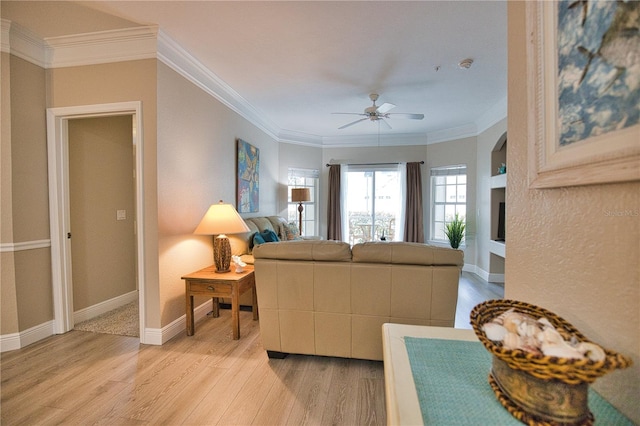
[333,93,423,129]
[458,58,474,69]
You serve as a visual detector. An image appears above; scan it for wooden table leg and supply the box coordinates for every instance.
[231,283,240,340]
[212,297,220,318]
[186,293,194,336]
[252,282,259,320]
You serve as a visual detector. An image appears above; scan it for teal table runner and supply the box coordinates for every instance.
[404,337,633,425]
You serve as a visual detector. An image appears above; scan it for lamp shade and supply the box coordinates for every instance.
[193,201,250,235]
[291,188,311,203]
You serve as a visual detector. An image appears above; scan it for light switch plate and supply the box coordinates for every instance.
[117,210,127,220]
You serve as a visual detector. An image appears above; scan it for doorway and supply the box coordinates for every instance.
[68,116,138,336]
[47,102,147,343]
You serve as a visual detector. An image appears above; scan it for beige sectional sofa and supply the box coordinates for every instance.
[252,240,464,361]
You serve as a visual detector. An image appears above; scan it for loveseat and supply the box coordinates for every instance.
[252,240,464,361]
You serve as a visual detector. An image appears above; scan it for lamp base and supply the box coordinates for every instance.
[213,234,231,273]
[298,202,304,236]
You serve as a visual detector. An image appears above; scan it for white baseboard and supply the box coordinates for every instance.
[462,263,476,273]
[74,290,138,324]
[143,299,212,346]
[0,332,20,352]
[473,266,505,284]
[0,320,56,353]
[1,298,213,352]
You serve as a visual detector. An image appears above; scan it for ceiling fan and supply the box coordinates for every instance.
[333,93,424,130]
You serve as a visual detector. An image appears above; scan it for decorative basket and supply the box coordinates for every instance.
[470,299,633,425]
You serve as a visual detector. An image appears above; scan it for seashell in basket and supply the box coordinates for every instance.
[481,308,606,362]
[470,299,633,426]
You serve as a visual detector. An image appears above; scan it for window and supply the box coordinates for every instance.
[344,165,403,244]
[431,165,467,242]
[287,168,319,235]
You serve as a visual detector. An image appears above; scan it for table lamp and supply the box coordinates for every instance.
[291,188,310,236]
[194,201,250,273]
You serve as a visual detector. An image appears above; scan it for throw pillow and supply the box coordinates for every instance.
[253,229,279,248]
[252,232,266,248]
[261,229,280,242]
[284,222,302,240]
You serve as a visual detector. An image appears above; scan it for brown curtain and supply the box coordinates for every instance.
[404,162,424,242]
[327,164,342,241]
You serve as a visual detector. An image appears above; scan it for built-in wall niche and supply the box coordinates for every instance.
[489,132,507,282]
[490,133,507,246]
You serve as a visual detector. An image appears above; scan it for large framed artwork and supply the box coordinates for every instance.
[237,139,259,213]
[527,0,640,189]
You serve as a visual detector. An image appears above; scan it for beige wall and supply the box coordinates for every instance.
[47,59,161,328]
[1,53,53,332]
[278,142,323,218]
[156,62,281,325]
[68,116,136,310]
[507,2,639,422]
[1,50,19,335]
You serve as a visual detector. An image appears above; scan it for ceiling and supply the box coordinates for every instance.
[4,1,507,145]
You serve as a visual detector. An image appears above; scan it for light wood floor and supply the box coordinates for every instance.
[1,272,502,426]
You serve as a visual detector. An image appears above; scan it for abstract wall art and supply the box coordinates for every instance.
[237,139,259,213]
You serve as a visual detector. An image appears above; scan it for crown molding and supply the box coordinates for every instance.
[322,132,428,148]
[156,29,281,141]
[278,129,323,147]
[475,96,507,134]
[44,26,158,68]
[2,19,507,147]
[2,19,47,67]
[426,123,478,145]
[1,19,10,54]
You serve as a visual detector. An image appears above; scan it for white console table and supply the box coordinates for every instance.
[382,324,481,426]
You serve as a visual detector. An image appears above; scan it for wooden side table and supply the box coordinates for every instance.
[181,265,258,340]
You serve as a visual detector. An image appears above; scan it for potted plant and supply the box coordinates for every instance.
[445,213,465,249]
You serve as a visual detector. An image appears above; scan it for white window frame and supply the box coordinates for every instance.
[343,164,404,244]
[430,165,467,244]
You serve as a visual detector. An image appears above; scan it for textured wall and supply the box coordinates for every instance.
[507,2,639,422]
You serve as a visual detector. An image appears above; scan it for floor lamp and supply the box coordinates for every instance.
[291,188,310,236]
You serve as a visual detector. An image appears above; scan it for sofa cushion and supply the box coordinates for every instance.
[248,217,276,234]
[352,242,463,267]
[253,240,352,262]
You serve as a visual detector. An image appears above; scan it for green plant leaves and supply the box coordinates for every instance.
[444,213,465,249]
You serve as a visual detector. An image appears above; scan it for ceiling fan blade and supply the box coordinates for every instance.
[332,112,366,116]
[380,118,392,129]
[338,117,369,129]
[389,113,424,120]
[376,102,396,114]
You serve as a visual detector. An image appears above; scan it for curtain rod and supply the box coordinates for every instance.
[325,161,424,167]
